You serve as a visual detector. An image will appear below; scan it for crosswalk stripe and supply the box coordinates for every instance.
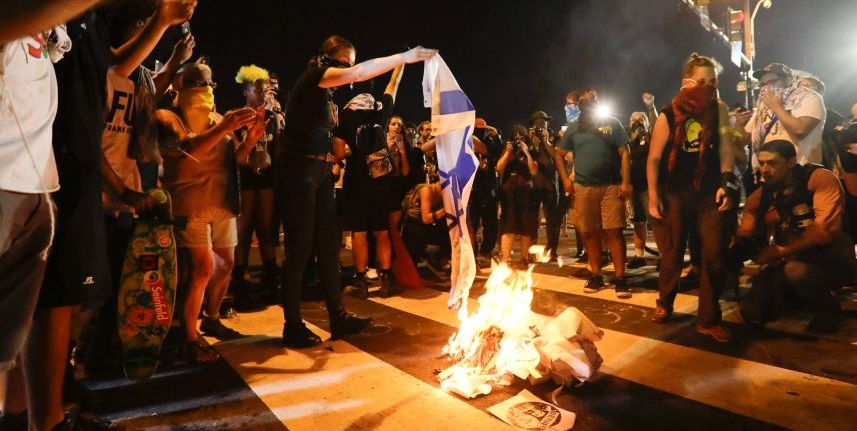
[211,307,506,431]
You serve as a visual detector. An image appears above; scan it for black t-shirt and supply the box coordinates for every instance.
[334,93,394,184]
[282,66,334,155]
[628,132,650,190]
[661,103,721,191]
[53,10,111,169]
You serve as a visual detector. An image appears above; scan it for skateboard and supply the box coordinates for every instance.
[117,189,177,380]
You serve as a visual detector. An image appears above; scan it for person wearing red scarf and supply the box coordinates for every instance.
[646,53,738,343]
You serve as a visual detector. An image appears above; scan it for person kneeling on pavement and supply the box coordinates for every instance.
[733,140,856,334]
[400,182,451,277]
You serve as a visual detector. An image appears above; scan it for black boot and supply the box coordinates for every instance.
[377,269,402,298]
[282,322,322,349]
[346,272,369,299]
[329,306,373,340]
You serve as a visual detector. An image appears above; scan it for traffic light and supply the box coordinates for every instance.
[727,7,745,43]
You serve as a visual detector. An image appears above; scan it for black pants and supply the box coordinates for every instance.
[279,159,342,330]
[652,187,732,326]
[531,188,565,256]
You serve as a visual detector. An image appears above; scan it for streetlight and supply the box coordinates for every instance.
[743,0,772,107]
[746,0,773,61]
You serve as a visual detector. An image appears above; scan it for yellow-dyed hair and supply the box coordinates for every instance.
[235,64,270,85]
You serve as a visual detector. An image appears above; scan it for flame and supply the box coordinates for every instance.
[439,247,604,398]
[439,246,553,397]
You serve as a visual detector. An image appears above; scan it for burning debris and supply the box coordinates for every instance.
[438,247,603,399]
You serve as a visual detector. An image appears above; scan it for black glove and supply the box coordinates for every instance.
[720,171,740,204]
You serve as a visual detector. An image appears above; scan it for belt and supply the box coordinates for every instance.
[304,153,337,163]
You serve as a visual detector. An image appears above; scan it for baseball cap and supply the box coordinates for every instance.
[752,63,793,80]
[530,111,553,123]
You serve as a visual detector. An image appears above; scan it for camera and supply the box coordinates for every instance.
[833,121,857,149]
[535,127,545,135]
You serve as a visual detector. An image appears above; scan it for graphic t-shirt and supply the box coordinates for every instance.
[101,70,142,214]
[0,34,59,193]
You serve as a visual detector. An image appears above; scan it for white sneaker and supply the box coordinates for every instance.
[366,268,379,280]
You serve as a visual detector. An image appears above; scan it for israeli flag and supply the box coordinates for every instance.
[422,55,479,311]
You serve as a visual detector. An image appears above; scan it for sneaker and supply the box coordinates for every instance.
[575,252,588,264]
[614,277,631,299]
[366,268,379,280]
[583,275,605,293]
[627,256,647,270]
[651,305,672,324]
[199,318,243,340]
[696,324,732,343]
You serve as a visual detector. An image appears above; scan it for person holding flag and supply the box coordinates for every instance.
[276,35,436,348]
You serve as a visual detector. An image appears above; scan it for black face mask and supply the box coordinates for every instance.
[578,98,597,114]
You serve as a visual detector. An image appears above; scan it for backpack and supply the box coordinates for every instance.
[356,110,394,178]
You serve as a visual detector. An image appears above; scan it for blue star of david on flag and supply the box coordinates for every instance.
[422,56,480,311]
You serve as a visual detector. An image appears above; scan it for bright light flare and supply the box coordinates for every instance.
[596,103,612,118]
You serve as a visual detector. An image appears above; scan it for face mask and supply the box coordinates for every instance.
[565,105,580,123]
[175,86,216,133]
[578,99,597,114]
[675,84,716,114]
[761,85,787,100]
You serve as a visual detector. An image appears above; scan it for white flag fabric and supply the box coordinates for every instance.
[422,55,479,311]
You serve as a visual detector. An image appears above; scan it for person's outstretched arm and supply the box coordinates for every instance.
[319,46,436,89]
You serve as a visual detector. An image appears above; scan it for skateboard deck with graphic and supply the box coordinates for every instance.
[117,189,177,380]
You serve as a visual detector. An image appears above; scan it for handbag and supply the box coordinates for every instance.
[366,147,394,178]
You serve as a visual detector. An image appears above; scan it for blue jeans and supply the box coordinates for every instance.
[278,159,342,329]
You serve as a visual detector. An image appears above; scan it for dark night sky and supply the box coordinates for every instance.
[167,0,855,133]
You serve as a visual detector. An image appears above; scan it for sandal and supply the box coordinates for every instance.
[179,339,220,364]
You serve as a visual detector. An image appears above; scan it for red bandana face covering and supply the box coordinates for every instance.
[674,84,716,116]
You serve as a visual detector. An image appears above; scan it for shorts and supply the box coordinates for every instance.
[629,189,649,223]
[239,165,274,191]
[572,183,626,233]
[174,207,238,248]
[0,191,55,369]
[41,161,111,308]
